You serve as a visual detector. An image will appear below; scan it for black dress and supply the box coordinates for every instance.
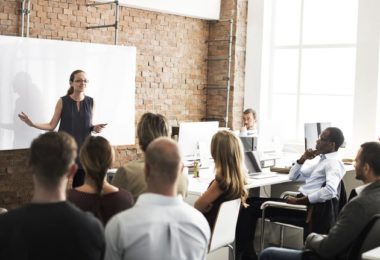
[59,95,93,186]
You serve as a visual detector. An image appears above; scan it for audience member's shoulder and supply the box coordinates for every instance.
[180,200,210,222]
[0,206,25,224]
[65,201,103,228]
[105,207,130,230]
[114,160,144,177]
[116,188,134,203]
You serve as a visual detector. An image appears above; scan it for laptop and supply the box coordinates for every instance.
[245,151,277,179]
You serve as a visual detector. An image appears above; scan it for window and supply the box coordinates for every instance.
[244,0,371,155]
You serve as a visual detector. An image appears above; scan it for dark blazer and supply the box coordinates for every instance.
[305,180,380,259]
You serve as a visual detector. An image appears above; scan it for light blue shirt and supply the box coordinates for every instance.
[288,151,345,204]
[104,193,210,260]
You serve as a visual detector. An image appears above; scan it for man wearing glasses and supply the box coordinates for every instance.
[286,127,346,206]
[237,127,345,260]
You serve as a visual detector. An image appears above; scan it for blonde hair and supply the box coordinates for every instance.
[211,130,248,204]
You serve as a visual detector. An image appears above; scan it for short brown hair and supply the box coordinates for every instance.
[29,132,77,186]
[360,142,380,176]
[243,108,256,120]
[137,112,169,152]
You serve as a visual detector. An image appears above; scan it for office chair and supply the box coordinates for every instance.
[208,198,241,260]
[260,181,346,251]
[301,214,380,260]
[347,214,380,259]
[260,192,307,250]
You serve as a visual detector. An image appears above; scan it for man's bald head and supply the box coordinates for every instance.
[145,137,182,187]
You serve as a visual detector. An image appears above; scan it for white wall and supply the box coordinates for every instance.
[352,0,380,154]
[96,0,221,20]
[0,35,136,150]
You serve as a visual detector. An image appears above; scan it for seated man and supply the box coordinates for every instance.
[260,141,380,260]
[111,112,188,200]
[240,108,258,136]
[105,137,210,260]
[237,127,346,259]
[284,126,346,233]
[0,132,105,260]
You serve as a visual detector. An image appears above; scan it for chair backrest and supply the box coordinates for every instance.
[208,198,241,252]
[348,214,380,259]
[309,180,346,235]
[338,180,347,212]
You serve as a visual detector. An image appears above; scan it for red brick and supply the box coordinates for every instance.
[0,0,247,208]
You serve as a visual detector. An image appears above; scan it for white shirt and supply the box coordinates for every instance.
[239,127,258,137]
[354,182,371,195]
[104,193,210,260]
[288,152,346,204]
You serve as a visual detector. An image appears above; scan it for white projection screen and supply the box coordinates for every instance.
[0,35,136,150]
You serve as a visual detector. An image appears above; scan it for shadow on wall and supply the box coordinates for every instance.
[0,71,44,149]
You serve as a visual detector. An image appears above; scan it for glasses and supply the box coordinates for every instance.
[74,79,89,83]
[318,137,331,142]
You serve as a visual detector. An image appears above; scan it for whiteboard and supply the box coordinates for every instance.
[0,35,136,150]
[106,0,221,20]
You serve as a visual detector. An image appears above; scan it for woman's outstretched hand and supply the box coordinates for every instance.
[18,112,34,127]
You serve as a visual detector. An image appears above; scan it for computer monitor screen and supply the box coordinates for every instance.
[244,151,262,174]
[304,122,331,150]
[240,136,258,152]
[178,121,219,159]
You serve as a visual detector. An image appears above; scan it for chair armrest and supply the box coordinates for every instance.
[259,201,307,251]
[280,191,300,199]
[261,201,307,211]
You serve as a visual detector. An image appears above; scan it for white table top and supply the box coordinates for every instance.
[187,167,291,196]
[185,155,355,196]
[362,247,380,260]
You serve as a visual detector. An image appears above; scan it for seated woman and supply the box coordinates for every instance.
[111,112,188,201]
[67,136,134,225]
[194,130,248,229]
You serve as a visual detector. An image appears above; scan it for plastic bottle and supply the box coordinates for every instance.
[193,160,199,178]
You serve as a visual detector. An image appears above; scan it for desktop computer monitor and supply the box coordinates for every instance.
[304,122,331,150]
[240,136,258,152]
[244,151,262,174]
[177,121,219,159]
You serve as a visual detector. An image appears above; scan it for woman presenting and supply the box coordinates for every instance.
[18,69,106,187]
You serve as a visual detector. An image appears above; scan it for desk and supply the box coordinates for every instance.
[185,160,357,205]
[185,166,291,205]
[362,247,380,260]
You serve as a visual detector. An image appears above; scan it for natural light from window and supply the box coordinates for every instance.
[259,0,358,153]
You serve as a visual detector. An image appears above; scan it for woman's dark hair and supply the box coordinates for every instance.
[80,136,113,195]
[67,69,85,95]
[79,136,113,222]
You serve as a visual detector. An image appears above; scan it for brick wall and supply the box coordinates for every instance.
[205,0,247,129]
[0,0,247,209]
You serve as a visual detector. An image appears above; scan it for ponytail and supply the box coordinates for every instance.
[79,136,113,224]
[66,86,74,96]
